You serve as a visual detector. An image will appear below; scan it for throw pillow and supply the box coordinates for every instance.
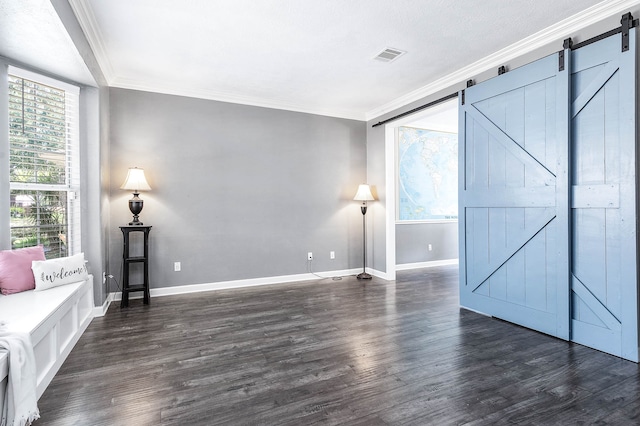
[0,246,46,295]
[32,253,89,291]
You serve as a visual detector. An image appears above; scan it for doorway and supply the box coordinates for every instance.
[383,98,459,281]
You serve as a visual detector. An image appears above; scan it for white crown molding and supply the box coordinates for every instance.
[365,0,640,121]
[67,0,115,83]
[111,76,367,121]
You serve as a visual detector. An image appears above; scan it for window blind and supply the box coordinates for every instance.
[8,67,81,259]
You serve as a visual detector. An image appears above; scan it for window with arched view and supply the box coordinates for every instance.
[8,68,80,259]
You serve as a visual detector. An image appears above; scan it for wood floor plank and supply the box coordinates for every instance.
[35,265,640,425]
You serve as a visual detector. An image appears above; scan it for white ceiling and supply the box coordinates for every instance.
[2,0,637,120]
[0,0,95,85]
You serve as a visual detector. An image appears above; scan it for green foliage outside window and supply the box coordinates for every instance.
[8,75,69,259]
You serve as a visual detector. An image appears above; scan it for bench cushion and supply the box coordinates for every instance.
[0,246,45,295]
[32,253,89,292]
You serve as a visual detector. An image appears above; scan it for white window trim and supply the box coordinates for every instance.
[8,66,82,256]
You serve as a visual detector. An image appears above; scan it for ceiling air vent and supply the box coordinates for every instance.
[374,47,406,63]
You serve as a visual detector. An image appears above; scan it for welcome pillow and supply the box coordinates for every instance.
[0,246,46,295]
[32,253,89,291]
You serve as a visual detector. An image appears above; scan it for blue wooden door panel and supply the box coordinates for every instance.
[570,29,637,361]
[465,107,556,187]
[466,207,556,290]
[459,51,570,339]
[459,27,637,361]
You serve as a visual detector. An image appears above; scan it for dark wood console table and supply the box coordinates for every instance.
[120,225,152,308]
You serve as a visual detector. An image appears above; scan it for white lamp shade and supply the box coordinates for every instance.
[353,184,374,201]
[120,167,151,191]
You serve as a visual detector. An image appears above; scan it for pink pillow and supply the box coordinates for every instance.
[0,246,46,295]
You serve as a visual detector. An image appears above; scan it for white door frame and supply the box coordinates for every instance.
[382,99,458,281]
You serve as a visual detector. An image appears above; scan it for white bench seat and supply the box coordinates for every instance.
[0,275,94,409]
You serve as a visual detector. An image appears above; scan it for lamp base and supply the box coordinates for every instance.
[128,193,144,226]
[128,213,143,226]
[356,272,372,280]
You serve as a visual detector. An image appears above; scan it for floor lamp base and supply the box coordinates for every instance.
[356,272,372,280]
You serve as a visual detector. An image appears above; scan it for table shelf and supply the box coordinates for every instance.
[120,225,152,307]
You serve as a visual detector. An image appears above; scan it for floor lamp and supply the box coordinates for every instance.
[354,184,374,280]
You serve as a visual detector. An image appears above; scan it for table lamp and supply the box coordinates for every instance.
[120,167,151,225]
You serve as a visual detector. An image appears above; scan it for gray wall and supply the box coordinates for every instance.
[108,88,366,290]
[396,222,458,264]
[366,8,638,274]
[80,86,110,306]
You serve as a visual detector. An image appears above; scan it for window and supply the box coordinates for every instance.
[8,67,80,259]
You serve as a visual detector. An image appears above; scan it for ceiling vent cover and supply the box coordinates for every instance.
[374,47,406,62]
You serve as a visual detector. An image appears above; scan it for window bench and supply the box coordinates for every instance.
[0,275,94,413]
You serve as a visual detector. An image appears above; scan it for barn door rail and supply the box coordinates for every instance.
[371,91,458,128]
[565,12,637,52]
[371,13,637,129]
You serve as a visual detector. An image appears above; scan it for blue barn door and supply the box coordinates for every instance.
[458,51,571,339]
[570,29,638,361]
[459,26,638,361]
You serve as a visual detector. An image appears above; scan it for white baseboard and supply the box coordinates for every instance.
[396,258,459,271]
[110,268,363,301]
[93,293,114,317]
[368,268,393,280]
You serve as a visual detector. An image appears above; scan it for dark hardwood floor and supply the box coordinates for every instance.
[36,266,640,425]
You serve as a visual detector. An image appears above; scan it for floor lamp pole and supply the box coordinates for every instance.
[357,202,372,280]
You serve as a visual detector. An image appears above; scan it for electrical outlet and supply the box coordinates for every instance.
[102,272,106,284]
[174,261,181,272]
[330,251,335,259]
[307,252,313,261]
[428,244,433,251]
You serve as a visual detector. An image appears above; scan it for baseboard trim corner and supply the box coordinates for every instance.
[93,293,114,317]
[368,268,394,281]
